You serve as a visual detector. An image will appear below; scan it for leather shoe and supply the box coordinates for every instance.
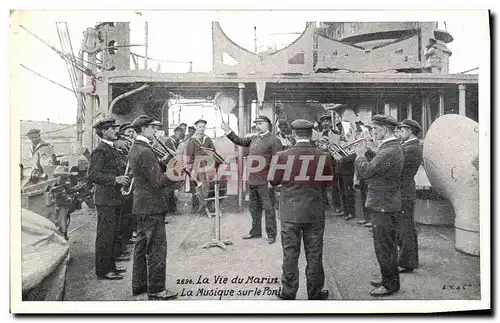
[370,286,397,297]
[344,214,355,220]
[116,255,130,262]
[318,289,329,300]
[99,272,123,280]
[148,290,179,300]
[268,238,276,244]
[399,267,414,273]
[370,280,383,288]
[242,234,261,240]
[132,287,147,296]
[276,292,295,300]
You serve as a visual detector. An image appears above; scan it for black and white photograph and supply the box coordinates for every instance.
[9,8,490,314]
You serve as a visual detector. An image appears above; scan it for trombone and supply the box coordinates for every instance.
[152,135,203,189]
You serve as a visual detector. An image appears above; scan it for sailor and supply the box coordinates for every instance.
[270,119,332,300]
[115,123,133,154]
[178,123,188,140]
[395,119,423,273]
[354,114,404,297]
[357,124,374,227]
[276,119,295,149]
[184,119,218,212]
[185,125,196,141]
[221,115,283,244]
[116,122,136,246]
[161,125,185,215]
[318,114,342,145]
[335,149,357,221]
[87,118,130,280]
[128,115,179,300]
[314,114,342,215]
[150,119,163,131]
[26,128,55,168]
[122,123,137,141]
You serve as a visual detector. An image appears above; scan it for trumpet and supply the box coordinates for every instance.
[341,136,373,152]
[316,139,348,159]
[316,136,372,160]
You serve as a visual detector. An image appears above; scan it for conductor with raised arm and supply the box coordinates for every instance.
[221,116,283,244]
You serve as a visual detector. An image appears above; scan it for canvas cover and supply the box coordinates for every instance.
[21,208,70,300]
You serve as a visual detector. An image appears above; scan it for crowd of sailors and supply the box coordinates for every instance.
[25,109,423,300]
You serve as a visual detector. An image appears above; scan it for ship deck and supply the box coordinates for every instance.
[63,192,480,303]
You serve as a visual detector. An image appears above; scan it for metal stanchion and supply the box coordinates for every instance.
[202,179,233,250]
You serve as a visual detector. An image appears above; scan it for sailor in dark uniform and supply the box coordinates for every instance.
[129,115,178,300]
[315,114,343,215]
[158,125,185,215]
[270,119,332,300]
[185,125,196,142]
[115,123,136,246]
[395,119,423,273]
[87,118,130,280]
[354,115,404,297]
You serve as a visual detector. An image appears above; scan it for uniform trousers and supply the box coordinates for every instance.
[338,174,356,217]
[121,198,136,245]
[359,180,370,222]
[397,200,419,270]
[248,184,277,239]
[95,206,123,277]
[331,179,342,210]
[132,213,167,295]
[370,211,400,292]
[165,188,178,214]
[280,220,325,300]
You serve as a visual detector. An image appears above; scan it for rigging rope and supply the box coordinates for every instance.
[20,64,74,93]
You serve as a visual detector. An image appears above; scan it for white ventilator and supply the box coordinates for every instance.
[423,114,479,256]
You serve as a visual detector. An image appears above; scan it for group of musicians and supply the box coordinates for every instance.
[84,108,423,300]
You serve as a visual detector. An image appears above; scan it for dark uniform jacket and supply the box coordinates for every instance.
[129,138,174,215]
[227,131,283,186]
[87,141,126,206]
[355,138,404,212]
[270,142,333,223]
[336,153,356,176]
[400,138,423,201]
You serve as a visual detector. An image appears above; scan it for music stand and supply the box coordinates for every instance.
[200,147,232,250]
